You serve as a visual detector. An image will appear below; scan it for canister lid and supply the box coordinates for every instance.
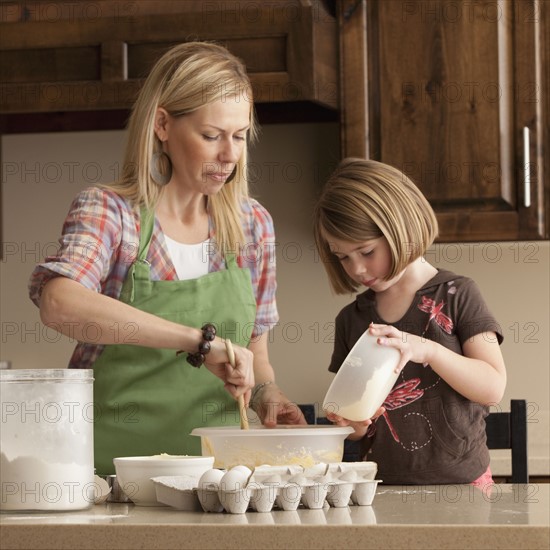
[0,369,93,382]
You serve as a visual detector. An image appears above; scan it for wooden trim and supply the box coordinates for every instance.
[338,0,369,159]
[0,102,338,134]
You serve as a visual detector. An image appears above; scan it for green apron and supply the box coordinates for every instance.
[93,208,257,475]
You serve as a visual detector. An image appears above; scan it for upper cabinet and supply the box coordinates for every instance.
[340,0,549,241]
[1,0,548,242]
[0,1,338,127]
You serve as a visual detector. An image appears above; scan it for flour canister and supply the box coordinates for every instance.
[0,369,95,511]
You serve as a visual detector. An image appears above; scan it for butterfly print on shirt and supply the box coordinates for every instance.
[367,379,424,441]
[417,296,454,335]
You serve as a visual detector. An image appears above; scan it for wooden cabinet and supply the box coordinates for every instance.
[0,1,338,129]
[339,0,549,241]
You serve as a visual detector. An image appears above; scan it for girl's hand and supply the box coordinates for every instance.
[251,383,308,427]
[326,407,385,440]
[368,323,435,373]
[204,341,255,403]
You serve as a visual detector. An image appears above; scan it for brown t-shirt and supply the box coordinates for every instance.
[329,269,503,484]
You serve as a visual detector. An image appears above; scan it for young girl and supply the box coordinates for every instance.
[313,158,506,485]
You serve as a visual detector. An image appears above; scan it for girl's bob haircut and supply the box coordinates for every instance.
[313,158,439,294]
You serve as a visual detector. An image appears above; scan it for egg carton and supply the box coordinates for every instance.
[153,462,380,514]
[152,475,203,511]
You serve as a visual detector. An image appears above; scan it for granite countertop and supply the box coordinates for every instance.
[1,484,549,550]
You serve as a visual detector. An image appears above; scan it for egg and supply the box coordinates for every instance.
[197,470,225,513]
[198,469,225,490]
[220,469,249,492]
[230,465,252,479]
[93,474,111,504]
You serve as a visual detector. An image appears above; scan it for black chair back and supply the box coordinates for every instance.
[485,399,529,483]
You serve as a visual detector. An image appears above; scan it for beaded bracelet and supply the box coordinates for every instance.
[178,323,217,368]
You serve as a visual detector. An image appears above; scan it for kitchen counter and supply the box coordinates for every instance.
[1,484,548,550]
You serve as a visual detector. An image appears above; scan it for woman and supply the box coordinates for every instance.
[29,42,305,475]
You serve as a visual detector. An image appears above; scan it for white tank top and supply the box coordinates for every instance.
[163,235,210,281]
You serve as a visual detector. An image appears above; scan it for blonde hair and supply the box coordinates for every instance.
[106,41,258,255]
[313,158,438,294]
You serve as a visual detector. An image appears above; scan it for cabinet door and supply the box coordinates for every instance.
[339,0,548,241]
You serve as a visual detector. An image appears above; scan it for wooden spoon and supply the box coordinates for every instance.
[224,338,249,430]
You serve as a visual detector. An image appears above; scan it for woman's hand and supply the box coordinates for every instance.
[204,340,255,403]
[251,382,308,427]
[245,332,307,427]
[368,323,435,373]
[326,407,385,440]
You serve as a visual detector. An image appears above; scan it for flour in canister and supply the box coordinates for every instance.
[0,452,94,511]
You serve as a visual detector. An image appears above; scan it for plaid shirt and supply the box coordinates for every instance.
[29,187,279,369]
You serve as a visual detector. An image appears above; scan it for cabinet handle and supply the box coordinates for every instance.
[523,126,531,208]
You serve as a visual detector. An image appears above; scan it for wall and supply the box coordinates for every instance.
[1,124,548,476]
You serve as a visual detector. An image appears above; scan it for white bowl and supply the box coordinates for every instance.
[323,330,400,421]
[113,455,214,506]
[191,425,353,469]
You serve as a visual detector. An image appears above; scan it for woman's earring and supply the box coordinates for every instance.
[150,151,172,186]
[225,166,237,184]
